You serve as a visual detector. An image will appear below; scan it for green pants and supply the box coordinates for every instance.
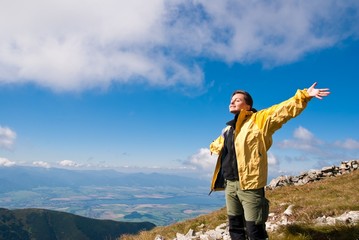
[225,180,269,224]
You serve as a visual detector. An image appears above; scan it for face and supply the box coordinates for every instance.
[229,93,251,114]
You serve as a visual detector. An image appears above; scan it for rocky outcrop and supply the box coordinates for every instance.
[267,207,359,232]
[157,210,359,240]
[267,160,358,190]
[315,211,359,225]
[162,223,231,240]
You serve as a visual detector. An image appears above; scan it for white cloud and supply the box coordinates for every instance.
[334,138,359,150]
[186,148,217,170]
[0,157,16,167]
[268,152,278,166]
[293,126,314,141]
[0,126,16,149]
[0,1,358,91]
[33,161,51,168]
[274,127,359,169]
[59,159,82,167]
[277,126,323,151]
[196,1,359,65]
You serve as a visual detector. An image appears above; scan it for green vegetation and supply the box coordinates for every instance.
[0,208,155,240]
[120,170,359,240]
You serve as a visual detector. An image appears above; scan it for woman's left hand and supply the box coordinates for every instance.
[307,82,330,99]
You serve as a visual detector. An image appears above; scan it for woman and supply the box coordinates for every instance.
[209,82,330,240]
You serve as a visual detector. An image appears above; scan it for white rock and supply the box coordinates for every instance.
[315,211,359,226]
[199,234,209,240]
[155,235,165,240]
[185,229,194,237]
[336,211,359,224]
[283,204,295,216]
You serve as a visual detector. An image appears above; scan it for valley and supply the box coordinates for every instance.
[1,183,225,226]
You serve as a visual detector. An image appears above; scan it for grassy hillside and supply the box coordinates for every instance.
[0,208,155,240]
[120,170,359,240]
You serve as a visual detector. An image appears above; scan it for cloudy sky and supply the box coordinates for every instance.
[0,0,358,180]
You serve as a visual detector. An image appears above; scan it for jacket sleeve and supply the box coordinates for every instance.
[209,126,230,155]
[254,89,312,136]
[210,135,224,155]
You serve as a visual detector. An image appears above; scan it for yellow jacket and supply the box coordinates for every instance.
[210,89,312,191]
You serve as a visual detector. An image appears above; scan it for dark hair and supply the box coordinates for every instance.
[232,90,257,112]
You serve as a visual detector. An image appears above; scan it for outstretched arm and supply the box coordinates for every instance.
[254,83,329,135]
[307,82,330,99]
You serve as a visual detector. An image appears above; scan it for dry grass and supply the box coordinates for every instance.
[266,170,359,222]
[120,208,227,240]
[120,170,359,240]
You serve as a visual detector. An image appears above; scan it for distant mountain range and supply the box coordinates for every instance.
[0,166,209,192]
[0,166,218,233]
[0,207,155,240]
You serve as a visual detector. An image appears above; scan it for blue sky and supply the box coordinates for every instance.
[0,1,358,180]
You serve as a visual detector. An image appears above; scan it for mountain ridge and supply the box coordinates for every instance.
[0,166,209,192]
[0,207,155,240]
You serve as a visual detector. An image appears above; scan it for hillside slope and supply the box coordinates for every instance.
[120,169,359,240]
[0,208,155,240]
